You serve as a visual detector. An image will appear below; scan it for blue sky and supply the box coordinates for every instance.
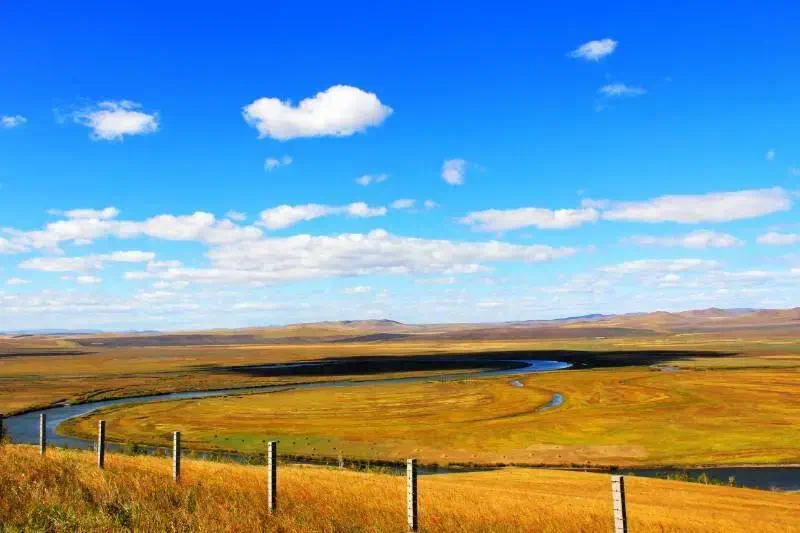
[1,2,799,329]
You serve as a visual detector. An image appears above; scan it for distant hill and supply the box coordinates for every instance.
[19,307,800,348]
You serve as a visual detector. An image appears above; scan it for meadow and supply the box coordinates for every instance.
[3,329,799,416]
[61,367,800,467]
[1,445,797,532]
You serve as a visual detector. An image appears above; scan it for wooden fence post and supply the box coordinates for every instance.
[407,458,418,532]
[611,475,628,533]
[39,414,46,456]
[267,441,277,513]
[97,420,106,469]
[173,431,181,482]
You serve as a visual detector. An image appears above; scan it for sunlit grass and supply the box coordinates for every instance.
[63,367,800,467]
[1,445,797,532]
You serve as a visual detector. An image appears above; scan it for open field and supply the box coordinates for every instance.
[0,445,797,532]
[62,367,800,467]
[3,327,800,417]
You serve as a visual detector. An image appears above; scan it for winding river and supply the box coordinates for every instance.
[4,359,569,452]
[6,358,799,490]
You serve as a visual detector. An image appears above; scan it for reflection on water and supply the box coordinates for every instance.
[621,467,800,491]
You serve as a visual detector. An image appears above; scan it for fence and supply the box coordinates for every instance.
[31,419,630,533]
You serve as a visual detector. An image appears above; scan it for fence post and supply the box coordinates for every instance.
[407,458,418,532]
[611,475,628,533]
[173,431,181,482]
[97,420,106,469]
[39,414,46,456]
[0,416,4,442]
[267,441,277,513]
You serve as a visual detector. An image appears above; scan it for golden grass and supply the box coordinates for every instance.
[1,445,797,532]
[63,368,800,467]
[3,332,800,416]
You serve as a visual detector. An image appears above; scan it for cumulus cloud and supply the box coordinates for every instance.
[48,207,120,220]
[766,149,776,161]
[76,275,103,285]
[123,229,576,285]
[390,198,415,209]
[354,173,388,186]
[242,85,392,140]
[1,115,28,128]
[19,251,155,273]
[6,278,30,286]
[599,187,791,223]
[570,38,618,61]
[4,209,263,252]
[442,159,468,185]
[265,155,293,171]
[459,207,599,231]
[72,100,159,141]
[0,236,28,254]
[423,200,439,210]
[598,83,645,97]
[757,232,800,245]
[623,230,744,249]
[259,202,387,230]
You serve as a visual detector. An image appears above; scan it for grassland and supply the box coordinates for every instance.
[3,329,800,416]
[1,445,797,532]
[62,366,800,467]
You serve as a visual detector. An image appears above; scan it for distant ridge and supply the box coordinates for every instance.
[9,307,799,347]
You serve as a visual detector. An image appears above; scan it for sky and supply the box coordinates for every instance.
[1,2,799,330]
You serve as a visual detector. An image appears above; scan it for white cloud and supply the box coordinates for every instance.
[242,85,392,140]
[423,200,439,210]
[343,285,372,294]
[6,278,30,286]
[442,159,467,185]
[415,277,458,285]
[570,38,618,61]
[265,155,293,171]
[19,251,155,273]
[598,83,646,97]
[390,198,415,209]
[2,115,28,128]
[601,259,720,275]
[623,230,743,249]
[600,187,791,223]
[259,202,387,230]
[766,149,776,161]
[459,207,599,231]
[225,210,247,222]
[757,232,800,245]
[124,229,575,285]
[72,100,159,141]
[0,237,28,254]
[76,275,103,285]
[791,168,800,176]
[61,207,120,220]
[354,174,388,186]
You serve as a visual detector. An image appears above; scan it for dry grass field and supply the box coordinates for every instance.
[0,445,797,532]
[3,329,799,416]
[62,367,800,467]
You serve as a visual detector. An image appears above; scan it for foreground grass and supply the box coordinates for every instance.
[64,368,800,467]
[1,445,797,532]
